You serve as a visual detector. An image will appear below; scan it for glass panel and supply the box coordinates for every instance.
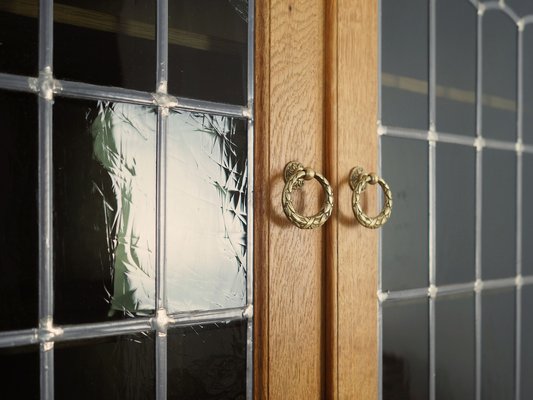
[436,143,476,285]
[523,26,533,145]
[0,345,39,399]
[382,298,429,400]
[435,0,476,136]
[435,293,475,400]
[481,288,515,400]
[381,0,429,130]
[168,0,248,104]
[55,332,155,400]
[54,0,156,92]
[0,0,38,76]
[506,0,533,17]
[482,11,518,141]
[167,111,247,312]
[168,320,247,399]
[523,154,533,276]
[482,149,516,280]
[382,137,428,291]
[0,90,38,331]
[53,98,157,324]
[522,286,533,399]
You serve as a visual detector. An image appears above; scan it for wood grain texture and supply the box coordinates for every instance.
[337,0,379,398]
[255,0,326,398]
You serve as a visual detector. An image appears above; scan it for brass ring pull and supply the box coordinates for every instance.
[282,161,334,229]
[349,166,393,229]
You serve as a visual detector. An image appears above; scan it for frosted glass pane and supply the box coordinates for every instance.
[167,111,247,312]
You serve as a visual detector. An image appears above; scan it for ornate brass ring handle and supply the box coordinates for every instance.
[349,166,393,229]
[282,161,334,229]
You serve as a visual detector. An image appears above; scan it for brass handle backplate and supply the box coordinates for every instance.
[282,161,334,229]
[349,166,392,229]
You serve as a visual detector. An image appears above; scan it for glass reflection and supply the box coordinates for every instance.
[54,99,157,324]
[167,111,248,312]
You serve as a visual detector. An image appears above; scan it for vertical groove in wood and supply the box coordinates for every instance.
[324,0,339,398]
[337,0,379,399]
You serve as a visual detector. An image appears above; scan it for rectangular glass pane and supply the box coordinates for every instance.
[0,345,39,399]
[481,288,515,400]
[168,320,247,399]
[381,0,428,130]
[435,0,476,136]
[53,98,157,324]
[435,293,475,400]
[168,0,248,104]
[167,111,248,312]
[436,143,476,285]
[482,149,516,280]
[523,26,533,145]
[523,154,533,276]
[482,10,518,141]
[382,298,429,400]
[381,137,429,291]
[54,0,156,92]
[522,286,533,399]
[55,332,155,400]
[0,90,38,331]
[0,0,38,76]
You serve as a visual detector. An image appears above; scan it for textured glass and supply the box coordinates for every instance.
[522,286,533,399]
[381,0,428,130]
[168,320,247,399]
[167,111,247,312]
[381,137,428,291]
[523,154,533,276]
[54,98,157,324]
[382,298,429,400]
[435,0,476,136]
[0,0,38,76]
[481,288,515,400]
[168,0,248,104]
[482,10,518,141]
[436,143,476,285]
[54,0,156,91]
[435,293,475,400]
[0,345,39,399]
[55,332,155,400]
[482,149,516,280]
[0,90,38,331]
[523,26,533,145]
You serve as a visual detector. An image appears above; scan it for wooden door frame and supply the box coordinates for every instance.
[254,0,378,398]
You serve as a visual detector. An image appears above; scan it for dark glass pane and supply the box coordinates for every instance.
[0,0,38,76]
[482,149,516,280]
[383,298,429,400]
[382,137,428,291]
[54,0,156,91]
[507,0,533,17]
[381,0,428,130]
[0,345,39,399]
[55,332,155,400]
[0,90,38,331]
[435,293,475,400]
[482,11,518,141]
[481,288,515,400]
[168,320,247,399]
[522,286,533,399]
[436,143,476,285]
[167,111,248,312]
[435,0,476,136]
[523,154,533,276]
[53,98,156,324]
[168,0,248,104]
[523,26,533,145]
